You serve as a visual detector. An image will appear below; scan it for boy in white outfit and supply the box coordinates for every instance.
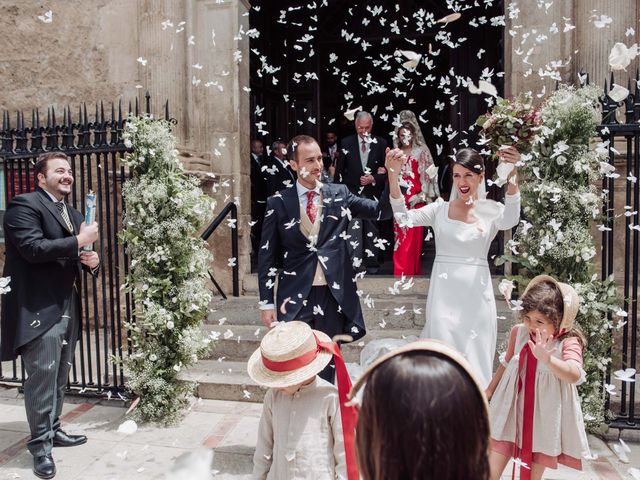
[248,321,355,480]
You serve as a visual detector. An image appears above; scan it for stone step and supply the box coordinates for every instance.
[202,324,423,363]
[208,295,515,332]
[242,273,508,298]
[180,360,266,404]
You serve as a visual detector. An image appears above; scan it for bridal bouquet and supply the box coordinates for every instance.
[476,94,539,155]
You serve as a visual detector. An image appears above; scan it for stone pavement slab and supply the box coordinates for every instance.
[0,385,639,479]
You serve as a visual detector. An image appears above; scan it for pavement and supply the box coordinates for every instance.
[0,386,640,479]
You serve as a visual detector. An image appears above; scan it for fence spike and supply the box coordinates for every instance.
[36,108,40,128]
[135,97,139,116]
[63,106,68,126]
[2,111,7,130]
[111,102,115,124]
[145,91,151,115]
[51,106,56,126]
[118,99,123,125]
[165,100,169,121]
[610,71,615,89]
[100,100,105,124]
[94,102,99,125]
[17,111,23,130]
[31,109,36,129]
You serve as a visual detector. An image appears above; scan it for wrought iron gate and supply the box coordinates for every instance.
[0,93,170,396]
[597,72,640,429]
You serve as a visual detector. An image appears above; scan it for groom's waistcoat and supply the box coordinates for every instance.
[298,201,327,286]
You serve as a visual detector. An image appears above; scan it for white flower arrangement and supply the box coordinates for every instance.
[119,115,215,425]
[496,85,619,431]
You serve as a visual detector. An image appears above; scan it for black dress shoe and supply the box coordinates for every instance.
[52,429,87,447]
[33,454,56,479]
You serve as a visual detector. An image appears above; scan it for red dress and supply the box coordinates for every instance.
[393,154,426,276]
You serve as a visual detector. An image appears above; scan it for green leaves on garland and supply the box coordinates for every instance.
[486,86,621,431]
[121,115,214,424]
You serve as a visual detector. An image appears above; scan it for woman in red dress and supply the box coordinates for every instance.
[392,111,438,277]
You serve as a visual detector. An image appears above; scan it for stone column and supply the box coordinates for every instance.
[137,0,252,295]
[137,0,189,141]
[504,1,575,99]
[573,0,638,89]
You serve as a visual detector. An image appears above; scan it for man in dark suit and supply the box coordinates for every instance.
[263,140,295,196]
[321,130,339,182]
[0,152,99,479]
[258,135,392,381]
[335,111,388,273]
[250,139,267,270]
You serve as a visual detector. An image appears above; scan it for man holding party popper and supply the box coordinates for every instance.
[0,152,100,479]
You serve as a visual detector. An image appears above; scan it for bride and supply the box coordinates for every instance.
[385,146,520,387]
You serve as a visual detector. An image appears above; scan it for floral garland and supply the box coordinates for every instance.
[120,115,214,424]
[489,86,621,431]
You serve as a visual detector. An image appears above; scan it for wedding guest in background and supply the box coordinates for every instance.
[391,111,439,277]
[0,152,100,479]
[349,340,491,480]
[322,130,340,182]
[486,276,590,480]
[335,111,388,274]
[250,138,267,270]
[264,140,295,196]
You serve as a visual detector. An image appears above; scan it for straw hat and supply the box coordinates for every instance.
[348,339,489,415]
[247,321,333,388]
[522,275,580,332]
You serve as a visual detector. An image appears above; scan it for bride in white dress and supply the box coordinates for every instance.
[385,147,521,388]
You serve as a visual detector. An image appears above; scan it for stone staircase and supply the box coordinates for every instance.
[182,274,516,404]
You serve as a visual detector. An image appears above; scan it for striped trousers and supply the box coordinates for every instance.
[20,294,78,457]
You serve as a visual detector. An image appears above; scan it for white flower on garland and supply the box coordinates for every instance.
[120,115,215,425]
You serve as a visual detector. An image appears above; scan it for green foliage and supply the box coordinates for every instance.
[495,86,620,431]
[120,115,215,425]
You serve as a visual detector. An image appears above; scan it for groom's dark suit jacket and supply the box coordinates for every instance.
[258,182,392,339]
[0,188,89,361]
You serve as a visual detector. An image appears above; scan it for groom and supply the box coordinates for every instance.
[258,135,392,379]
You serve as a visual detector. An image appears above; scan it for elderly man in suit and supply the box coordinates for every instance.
[335,111,388,274]
[0,152,99,479]
[258,134,392,381]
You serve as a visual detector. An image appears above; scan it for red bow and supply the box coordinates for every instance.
[261,335,359,480]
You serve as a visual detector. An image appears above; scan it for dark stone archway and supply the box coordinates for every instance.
[249,0,504,167]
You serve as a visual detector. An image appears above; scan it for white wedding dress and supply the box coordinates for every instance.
[390,192,521,387]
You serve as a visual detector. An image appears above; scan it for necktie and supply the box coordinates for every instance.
[306,191,317,223]
[55,201,73,232]
[361,139,366,154]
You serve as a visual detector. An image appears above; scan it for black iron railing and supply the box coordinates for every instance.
[595,71,640,429]
[201,202,239,299]
[0,93,170,396]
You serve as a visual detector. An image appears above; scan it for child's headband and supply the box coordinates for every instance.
[347,339,489,416]
[521,275,580,333]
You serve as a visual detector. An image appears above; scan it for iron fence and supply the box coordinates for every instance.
[597,72,640,429]
[0,93,169,396]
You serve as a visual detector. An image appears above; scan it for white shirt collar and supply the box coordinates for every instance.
[296,180,322,197]
[41,188,62,203]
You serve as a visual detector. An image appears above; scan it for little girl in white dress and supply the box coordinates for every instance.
[485,275,590,480]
